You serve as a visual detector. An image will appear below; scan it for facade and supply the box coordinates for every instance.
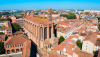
[4,35,31,57]
[24,8,58,53]
[12,19,24,28]
[0,34,7,42]
[82,32,97,54]
[0,21,12,36]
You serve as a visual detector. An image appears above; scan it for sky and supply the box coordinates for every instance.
[0,0,100,10]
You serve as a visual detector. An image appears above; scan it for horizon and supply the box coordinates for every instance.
[0,0,100,10]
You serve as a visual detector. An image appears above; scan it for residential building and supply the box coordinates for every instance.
[0,21,12,36]
[12,19,24,28]
[82,32,97,54]
[0,34,7,42]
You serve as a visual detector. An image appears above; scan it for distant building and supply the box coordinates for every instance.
[12,19,24,28]
[0,34,7,42]
[4,35,31,57]
[0,21,12,36]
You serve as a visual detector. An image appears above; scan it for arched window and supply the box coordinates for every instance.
[16,49,19,53]
[7,50,10,54]
[12,49,15,53]
[21,48,23,52]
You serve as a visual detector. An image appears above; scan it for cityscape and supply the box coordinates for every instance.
[0,0,100,57]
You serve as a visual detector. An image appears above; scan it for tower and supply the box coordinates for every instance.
[47,7,52,21]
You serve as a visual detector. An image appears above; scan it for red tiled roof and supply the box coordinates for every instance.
[4,35,30,45]
[25,16,53,24]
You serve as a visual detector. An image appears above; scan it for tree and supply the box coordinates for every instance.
[97,17,100,21]
[85,12,89,15]
[0,41,5,54]
[13,23,21,31]
[59,36,65,43]
[98,24,100,31]
[80,12,83,14]
[76,39,82,50]
[68,12,76,19]
[60,12,76,19]
[0,32,4,34]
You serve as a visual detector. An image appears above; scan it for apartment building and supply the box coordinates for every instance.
[0,21,12,36]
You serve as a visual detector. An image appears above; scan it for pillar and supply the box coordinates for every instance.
[43,27,44,41]
[47,25,49,39]
[51,24,54,37]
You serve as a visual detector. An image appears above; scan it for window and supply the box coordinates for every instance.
[8,46,9,48]
[20,44,21,47]
[22,44,23,46]
[10,46,12,48]
[7,29,11,31]
[87,43,88,44]
[13,45,14,47]
[86,48,87,50]
[7,32,11,34]
[6,46,7,48]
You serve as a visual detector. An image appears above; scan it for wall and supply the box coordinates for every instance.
[82,41,94,54]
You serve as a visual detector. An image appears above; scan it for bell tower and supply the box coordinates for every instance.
[47,7,52,21]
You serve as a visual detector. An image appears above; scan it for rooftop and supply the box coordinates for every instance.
[25,16,53,25]
[4,35,30,45]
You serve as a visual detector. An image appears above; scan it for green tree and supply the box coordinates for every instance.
[0,41,5,54]
[97,17,100,21]
[13,23,21,31]
[0,18,12,22]
[80,12,83,14]
[0,32,4,34]
[59,36,65,43]
[60,12,76,19]
[98,24,100,31]
[85,12,89,15]
[76,39,82,50]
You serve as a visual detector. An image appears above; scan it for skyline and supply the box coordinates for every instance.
[0,0,100,10]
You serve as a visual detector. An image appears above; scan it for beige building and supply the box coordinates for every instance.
[82,32,97,54]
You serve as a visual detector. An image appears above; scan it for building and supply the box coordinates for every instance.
[4,35,31,57]
[24,8,58,53]
[82,32,97,54]
[12,19,24,28]
[0,21,12,36]
[0,34,7,42]
[42,50,61,57]
[0,52,22,57]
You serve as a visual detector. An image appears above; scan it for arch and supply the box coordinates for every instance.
[11,49,15,53]
[40,27,43,40]
[16,49,19,53]
[21,48,23,52]
[44,27,47,40]
[7,50,10,54]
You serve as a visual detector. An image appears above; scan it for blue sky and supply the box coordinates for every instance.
[0,0,100,10]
